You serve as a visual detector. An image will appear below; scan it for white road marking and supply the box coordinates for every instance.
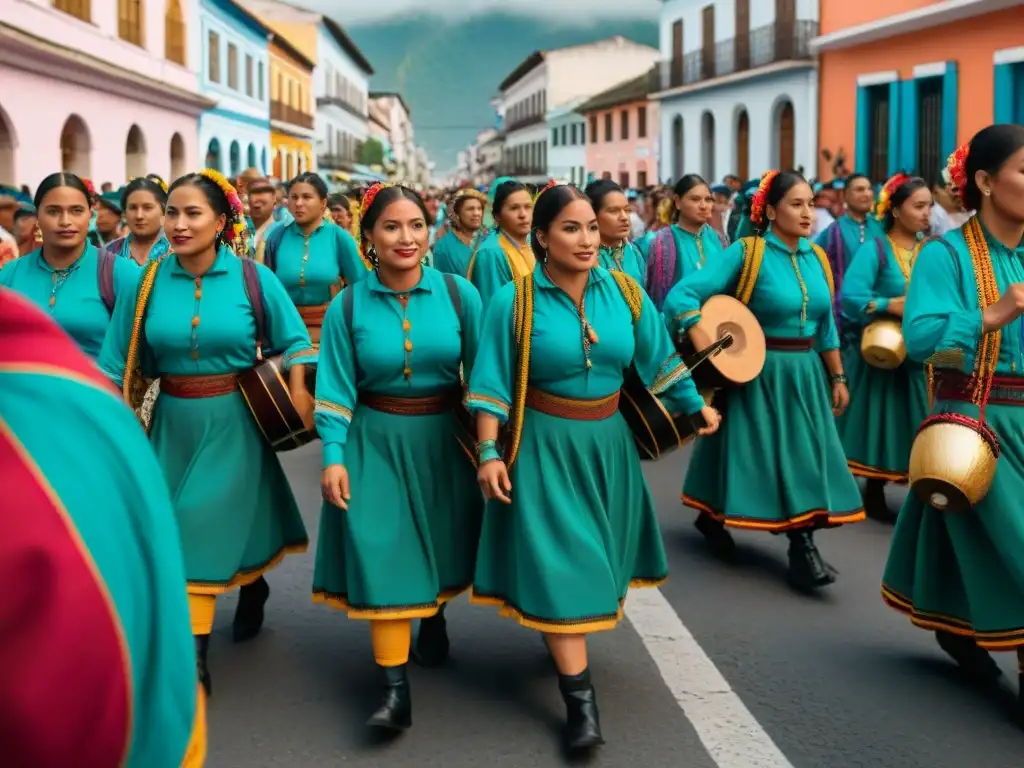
[625,588,795,768]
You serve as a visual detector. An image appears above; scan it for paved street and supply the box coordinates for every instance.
[205,443,1023,767]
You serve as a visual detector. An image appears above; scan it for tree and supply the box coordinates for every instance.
[357,138,385,166]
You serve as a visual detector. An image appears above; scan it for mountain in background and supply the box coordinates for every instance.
[346,14,658,173]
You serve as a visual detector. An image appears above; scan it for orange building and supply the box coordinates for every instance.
[814,0,1024,184]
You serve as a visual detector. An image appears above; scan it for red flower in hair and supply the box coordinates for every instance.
[749,170,779,226]
[81,178,96,199]
[361,182,391,214]
[946,142,971,204]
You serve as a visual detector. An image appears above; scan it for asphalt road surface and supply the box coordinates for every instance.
[204,443,1023,768]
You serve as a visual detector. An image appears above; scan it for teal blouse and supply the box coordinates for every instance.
[314,266,483,468]
[840,237,912,325]
[663,230,839,351]
[598,241,646,284]
[815,214,885,265]
[109,233,171,264]
[469,229,534,311]
[99,246,316,384]
[468,266,706,424]
[432,230,474,276]
[666,224,726,280]
[0,244,139,358]
[903,220,1024,375]
[268,220,368,306]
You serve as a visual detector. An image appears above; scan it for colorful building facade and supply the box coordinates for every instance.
[0,0,209,188]
[814,0,1024,183]
[197,0,272,178]
[579,74,658,189]
[268,33,315,180]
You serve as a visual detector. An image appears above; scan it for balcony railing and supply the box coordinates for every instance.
[317,154,356,171]
[271,100,315,130]
[316,96,366,120]
[651,19,818,92]
[504,113,545,133]
[498,163,547,176]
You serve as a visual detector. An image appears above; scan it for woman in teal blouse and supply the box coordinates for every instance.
[469,184,720,754]
[467,180,535,310]
[0,172,139,358]
[882,124,1024,712]
[104,177,171,265]
[261,172,368,346]
[645,174,724,309]
[663,170,863,592]
[837,174,932,521]
[432,188,486,276]
[99,169,316,696]
[316,184,484,733]
[815,173,884,335]
[584,179,646,284]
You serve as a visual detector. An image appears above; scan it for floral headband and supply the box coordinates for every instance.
[875,172,912,218]
[748,170,780,226]
[199,168,251,258]
[533,179,559,204]
[945,142,971,205]
[360,182,394,216]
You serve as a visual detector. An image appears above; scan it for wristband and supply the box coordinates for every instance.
[476,439,502,465]
[830,373,848,386]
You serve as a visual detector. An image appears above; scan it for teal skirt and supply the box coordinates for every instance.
[683,348,864,531]
[312,406,483,620]
[882,399,1024,650]
[836,343,929,481]
[471,407,667,634]
[150,391,308,594]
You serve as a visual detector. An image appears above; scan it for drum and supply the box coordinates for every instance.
[452,398,480,466]
[908,412,999,513]
[137,379,161,433]
[675,295,766,390]
[237,354,317,452]
[861,315,906,369]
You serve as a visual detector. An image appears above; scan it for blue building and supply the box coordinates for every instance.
[197,0,272,176]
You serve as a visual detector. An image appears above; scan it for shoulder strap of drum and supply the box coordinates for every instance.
[97,247,117,315]
[810,243,835,296]
[504,274,534,471]
[465,228,491,281]
[241,258,269,359]
[263,225,286,272]
[609,270,643,324]
[874,237,887,270]
[122,258,162,409]
[734,237,764,305]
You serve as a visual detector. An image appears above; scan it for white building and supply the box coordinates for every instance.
[546,96,589,185]
[313,19,372,182]
[651,0,820,183]
[369,92,415,182]
[474,128,504,186]
[497,36,659,185]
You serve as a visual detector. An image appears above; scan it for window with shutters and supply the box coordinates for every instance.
[118,0,144,46]
[637,170,648,188]
[245,55,254,96]
[604,113,613,142]
[165,0,186,65]
[619,171,630,188]
[589,115,598,144]
[258,62,264,100]
[620,110,629,141]
[227,44,238,90]
[867,84,890,183]
[638,106,647,139]
[54,0,91,23]
[552,128,559,147]
[208,31,220,83]
[571,124,578,144]
[561,125,567,145]
[917,78,944,187]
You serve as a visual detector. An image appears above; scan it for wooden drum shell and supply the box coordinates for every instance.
[238,354,317,452]
[674,295,766,391]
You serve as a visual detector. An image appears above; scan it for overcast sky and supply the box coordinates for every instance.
[300,0,660,25]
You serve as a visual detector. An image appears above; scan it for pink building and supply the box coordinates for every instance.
[579,73,659,189]
[0,0,211,190]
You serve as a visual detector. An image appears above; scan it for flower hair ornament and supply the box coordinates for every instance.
[358,182,394,265]
[945,141,971,206]
[146,174,169,194]
[80,177,97,201]
[875,171,912,219]
[748,170,780,226]
[533,178,559,204]
[199,168,252,258]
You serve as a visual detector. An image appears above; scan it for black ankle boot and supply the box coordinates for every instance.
[366,664,412,731]
[195,634,211,697]
[935,631,1001,686]
[863,480,894,523]
[786,530,836,591]
[558,668,604,752]
[233,576,270,643]
[695,512,736,559]
[412,605,450,668]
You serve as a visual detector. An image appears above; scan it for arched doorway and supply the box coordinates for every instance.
[298,152,306,174]
[735,109,749,180]
[776,100,795,171]
[261,147,268,175]
[0,104,15,185]
[284,150,294,180]
[229,140,241,177]
[273,147,283,179]
[205,138,221,171]
[700,111,715,181]
[671,116,684,181]
[60,115,91,176]
[247,143,257,170]
[125,124,147,179]
[170,133,186,179]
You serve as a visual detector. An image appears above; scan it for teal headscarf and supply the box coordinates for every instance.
[484,176,515,230]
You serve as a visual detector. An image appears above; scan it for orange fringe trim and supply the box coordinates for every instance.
[683,494,865,531]
[882,584,1024,650]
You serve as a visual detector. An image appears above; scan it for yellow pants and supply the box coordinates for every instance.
[188,594,216,636]
[370,619,412,667]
